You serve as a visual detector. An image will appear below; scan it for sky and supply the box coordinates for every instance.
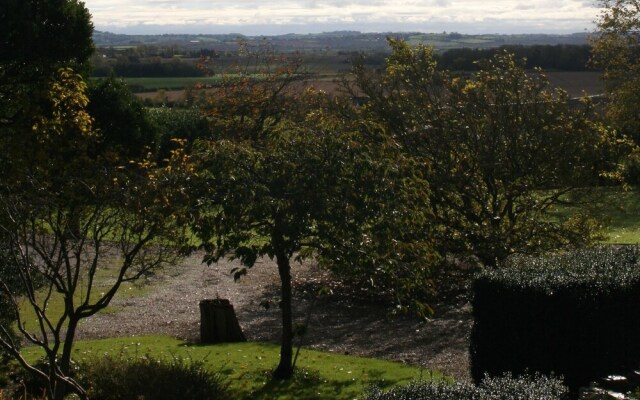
[83,0,602,36]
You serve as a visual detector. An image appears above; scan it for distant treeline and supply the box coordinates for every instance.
[436,44,594,71]
[92,44,595,78]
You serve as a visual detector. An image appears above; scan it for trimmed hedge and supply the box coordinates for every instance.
[470,246,640,392]
[363,373,569,400]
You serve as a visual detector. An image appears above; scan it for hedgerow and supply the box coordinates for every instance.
[470,246,640,391]
[363,373,569,400]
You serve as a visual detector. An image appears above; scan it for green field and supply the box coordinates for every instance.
[20,336,442,400]
[119,76,225,91]
[115,73,282,92]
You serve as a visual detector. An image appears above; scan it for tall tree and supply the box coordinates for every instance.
[591,0,640,143]
[354,39,620,266]
[0,0,95,370]
[0,2,190,399]
[194,57,436,379]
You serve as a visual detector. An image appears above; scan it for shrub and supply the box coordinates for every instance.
[362,373,569,400]
[147,107,211,161]
[470,246,640,392]
[623,153,640,184]
[79,354,229,400]
[2,358,81,399]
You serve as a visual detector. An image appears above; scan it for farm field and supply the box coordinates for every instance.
[122,76,224,91]
[545,71,604,97]
[133,71,604,103]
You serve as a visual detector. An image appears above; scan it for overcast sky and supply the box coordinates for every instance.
[83,0,602,35]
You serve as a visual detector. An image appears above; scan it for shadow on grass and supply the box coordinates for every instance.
[244,368,376,400]
[233,364,430,400]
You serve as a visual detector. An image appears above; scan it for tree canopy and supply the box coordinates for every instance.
[0,0,95,183]
[0,0,94,78]
[354,39,619,266]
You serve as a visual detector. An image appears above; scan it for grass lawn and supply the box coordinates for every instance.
[598,187,640,244]
[546,186,640,245]
[20,335,443,400]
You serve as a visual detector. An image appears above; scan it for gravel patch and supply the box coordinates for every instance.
[78,253,472,380]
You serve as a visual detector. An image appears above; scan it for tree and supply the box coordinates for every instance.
[0,236,22,361]
[148,107,211,162]
[0,3,190,398]
[441,53,615,265]
[590,0,640,143]
[0,0,95,186]
[354,39,620,266]
[0,0,94,154]
[0,1,95,381]
[87,76,157,161]
[0,0,94,78]
[0,69,190,400]
[193,55,436,379]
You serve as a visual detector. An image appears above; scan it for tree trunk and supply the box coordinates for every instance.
[54,319,75,400]
[199,299,246,343]
[54,317,88,400]
[272,230,294,380]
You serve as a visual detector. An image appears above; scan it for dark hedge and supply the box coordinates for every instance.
[362,373,569,400]
[470,246,640,392]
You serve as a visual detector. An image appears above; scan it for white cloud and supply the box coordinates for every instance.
[83,0,602,33]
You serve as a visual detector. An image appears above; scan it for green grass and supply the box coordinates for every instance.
[544,186,640,245]
[20,335,443,400]
[599,187,640,244]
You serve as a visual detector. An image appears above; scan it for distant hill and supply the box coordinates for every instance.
[93,31,591,53]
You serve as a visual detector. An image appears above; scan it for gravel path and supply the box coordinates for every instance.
[78,254,473,380]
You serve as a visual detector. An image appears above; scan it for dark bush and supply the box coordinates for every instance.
[0,243,18,358]
[79,354,229,400]
[623,153,640,185]
[470,246,640,392]
[362,373,569,400]
[87,76,157,160]
[147,107,211,162]
[4,358,82,399]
